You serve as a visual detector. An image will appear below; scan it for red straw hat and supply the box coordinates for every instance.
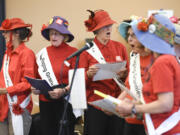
[0,18,32,31]
[84,10,116,32]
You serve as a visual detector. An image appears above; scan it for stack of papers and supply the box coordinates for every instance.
[90,90,122,117]
[93,61,126,81]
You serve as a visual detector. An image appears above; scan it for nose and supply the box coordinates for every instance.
[128,35,133,44]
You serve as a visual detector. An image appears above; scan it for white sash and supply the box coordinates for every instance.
[145,107,180,135]
[129,52,144,102]
[128,52,155,134]
[156,107,180,135]
[36,48,82,117]
[3,54,30,135]
[86,41,106,64]
[36,48,58,86]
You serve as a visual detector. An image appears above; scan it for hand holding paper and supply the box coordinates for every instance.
[94,90,121,104]
[25,76,53,95]
[90,90,122,117]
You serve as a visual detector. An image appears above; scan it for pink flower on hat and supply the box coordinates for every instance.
[170,16,178,24]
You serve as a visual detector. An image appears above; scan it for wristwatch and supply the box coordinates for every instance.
[131,104,136,115]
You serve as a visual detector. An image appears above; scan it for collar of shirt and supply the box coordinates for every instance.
[10,42,26,55]
[50,42,67,50]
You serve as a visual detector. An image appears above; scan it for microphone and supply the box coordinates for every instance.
[65,42,93,61]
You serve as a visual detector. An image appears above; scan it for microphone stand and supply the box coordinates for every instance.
[58,55,80,135]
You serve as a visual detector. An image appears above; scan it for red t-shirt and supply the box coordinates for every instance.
[0,43,37,122]
[143,55,180,135]
[125,54,153,124]
[38,42,77,101]
[79,38,129,102]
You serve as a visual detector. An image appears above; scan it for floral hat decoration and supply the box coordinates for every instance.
[170,16,180,45]
[84,9,116,32]
[0,18,32,56]
[132,13,175,55]
[0,18,32,31]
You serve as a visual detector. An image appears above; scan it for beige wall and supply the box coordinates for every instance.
[5,0,180,114]
[6,0,180,53]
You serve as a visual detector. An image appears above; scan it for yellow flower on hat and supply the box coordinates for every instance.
[49,18,53,24]
[130,15,142,21]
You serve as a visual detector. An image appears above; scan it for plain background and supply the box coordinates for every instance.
[6,0,180,53]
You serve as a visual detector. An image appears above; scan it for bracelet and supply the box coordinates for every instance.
[131,104,136,115]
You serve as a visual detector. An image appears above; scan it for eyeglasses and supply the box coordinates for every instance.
[127,33,136,39]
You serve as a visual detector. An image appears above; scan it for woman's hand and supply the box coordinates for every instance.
[31,87,41,95]
[87,64,99,79]
[115,98,134,117]
[117,91,128,100]
[0,88,7,94]
[116,68,128,82]
[48,88,65,99]
[102,109,113,116]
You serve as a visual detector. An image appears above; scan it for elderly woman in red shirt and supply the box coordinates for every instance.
[118,18,152,135]
[116,14,180,135]
[80,9,129,135]
[0,18,36,135]
[32,16,77,135]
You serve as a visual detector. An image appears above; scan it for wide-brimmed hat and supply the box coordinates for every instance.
[0,18,32,31]
[41,16,74,42]
[84,10,116,32]
[118,16,141,39]
[132,14,175,55]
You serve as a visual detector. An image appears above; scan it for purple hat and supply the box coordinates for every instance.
[42,16,74,42]
[132,14,175,55]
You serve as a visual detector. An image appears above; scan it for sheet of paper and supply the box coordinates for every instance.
[93,61,127,81]
[25,76,52,95]
[90,98,121,117]
[68,68,87,109]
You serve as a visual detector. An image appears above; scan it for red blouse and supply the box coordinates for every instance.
[143,55,180,135]
[38,42,77,101]
[0,43,37,122]
[79,38,129,102]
